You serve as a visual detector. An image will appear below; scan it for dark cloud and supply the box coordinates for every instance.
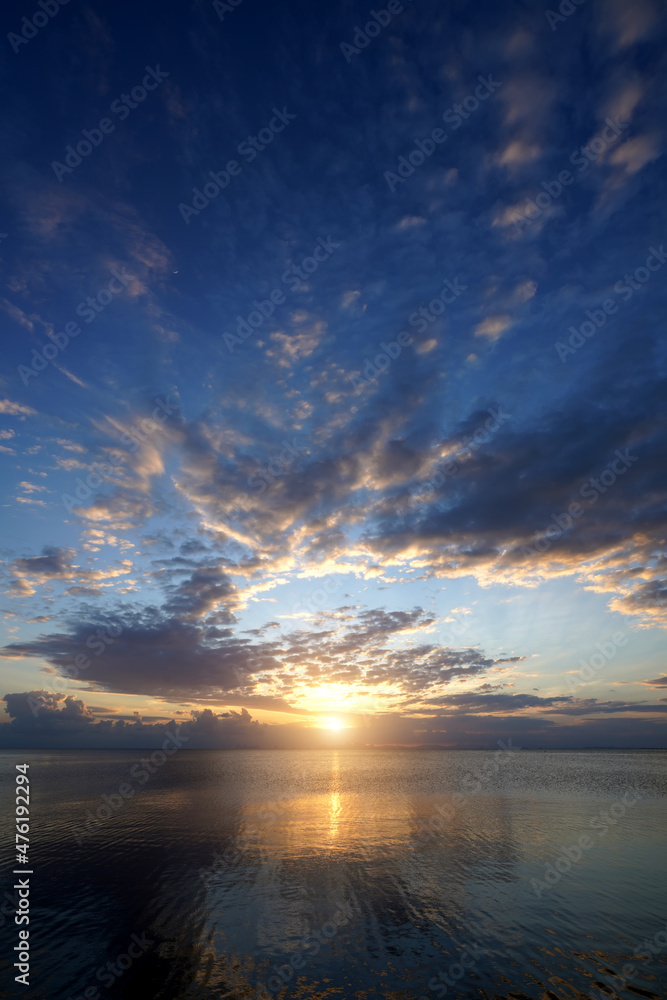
[0,614,283,699]
[12,546,75,577]
[3,690,665,751]
[642,675,667,688]
[0,601,511,703]
[0,691,264,749]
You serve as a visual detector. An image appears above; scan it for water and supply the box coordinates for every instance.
[1,748,666,999]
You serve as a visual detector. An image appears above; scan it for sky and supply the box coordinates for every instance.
[0,0,666,749]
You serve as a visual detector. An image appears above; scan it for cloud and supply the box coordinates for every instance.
[0,691,266,749]
[4,547,133,598]
[1,0,666,752]
[600,0,661,50]
[13,547,76,577]
[0,599,518,708]
[496,140,541,170]
[0,399,37,416]
[607,134,661,177]
[474,316,512,341]
[2,688,665,750]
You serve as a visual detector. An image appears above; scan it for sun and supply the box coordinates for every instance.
[323,717,344,730]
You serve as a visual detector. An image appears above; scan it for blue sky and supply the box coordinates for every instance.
[1,0,666,748]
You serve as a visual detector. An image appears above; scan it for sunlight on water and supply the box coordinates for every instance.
[1,748,666,1000]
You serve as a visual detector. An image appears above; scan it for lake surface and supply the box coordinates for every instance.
[1,748,666,999]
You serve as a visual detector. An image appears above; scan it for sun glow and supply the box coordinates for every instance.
[324,717,344,730]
